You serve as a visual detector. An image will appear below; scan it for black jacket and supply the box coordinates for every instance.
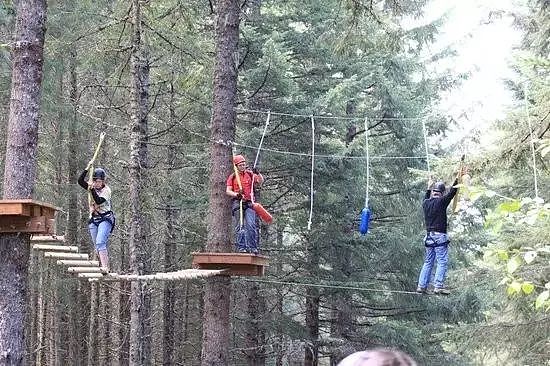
[422,179,458,233]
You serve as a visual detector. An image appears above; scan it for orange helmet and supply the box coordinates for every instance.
[233,155,246,165]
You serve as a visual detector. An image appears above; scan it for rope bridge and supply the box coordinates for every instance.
[31,236,226,282]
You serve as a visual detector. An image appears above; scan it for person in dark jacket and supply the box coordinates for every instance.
[416,173,460,295]
[78,166,114,273]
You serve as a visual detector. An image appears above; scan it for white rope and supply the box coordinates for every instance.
[235,107,425,121]
[364,116,370,208]
[251,111,270,203]
[308,115,315,230]
[422,119,430,172]
[523,82,539,200]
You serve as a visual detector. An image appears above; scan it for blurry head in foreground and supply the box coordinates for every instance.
[337,349,417,366]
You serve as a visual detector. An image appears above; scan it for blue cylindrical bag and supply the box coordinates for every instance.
[359,207,371,235]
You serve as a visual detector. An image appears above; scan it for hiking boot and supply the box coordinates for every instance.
[416,287,427,294]
[434,287,450,295]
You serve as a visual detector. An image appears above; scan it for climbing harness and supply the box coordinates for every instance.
[359,116,371,235]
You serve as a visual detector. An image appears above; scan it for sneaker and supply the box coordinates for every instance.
[416,287,427,294]
[238,248,247,253]
[433,287,450,295]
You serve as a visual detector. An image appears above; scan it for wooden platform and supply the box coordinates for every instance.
[191,252,268,276]
[0,200,60,234]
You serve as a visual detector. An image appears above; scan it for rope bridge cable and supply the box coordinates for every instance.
[240,277,497,296]
[240,278,424,295]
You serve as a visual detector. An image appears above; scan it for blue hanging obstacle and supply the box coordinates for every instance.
[359,207,371,235]
[358,117,372,235]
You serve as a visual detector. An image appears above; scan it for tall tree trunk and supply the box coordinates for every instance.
[0,0,47,364]
[162,78,177,366]
[304,237,320,366]
[87,284,99,366]
[128,0,151,365]
[201,0,240,365]
[245,282,266,366]
[67,48,88,366]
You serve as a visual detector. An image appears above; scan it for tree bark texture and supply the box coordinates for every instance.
[162,79,177,366]
[304,237,320,366]
[128,1,151,365]
[0,1,47,365]
[245,282,266,366]
[67,47,88,366]
[201,0,240,365]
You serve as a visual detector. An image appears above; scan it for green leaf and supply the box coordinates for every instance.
[522,282,535,295]
[535,290,549,309]
[524,251,537,264]
[508,281,522,295]
[497,200,521,214]
[507,256,522,274]
[497,250,509,261]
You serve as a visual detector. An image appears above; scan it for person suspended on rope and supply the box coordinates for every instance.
[78,165,115,273]
[416,166,465,295]
[226,154,264,254]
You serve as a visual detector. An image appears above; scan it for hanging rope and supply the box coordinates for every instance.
[523,82,540,200]
[359,117,372,235]
[364,116,370,208]
[307,115,315,230]
[251,111,270,203]
[253,111,270,169]
[422,119,430,172]
[87,132,106,217]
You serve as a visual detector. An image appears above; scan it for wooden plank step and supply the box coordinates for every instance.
[57,260,99,267]
[30,235,65,243]
[33,244,79,252]
[67,267,103,273]
[44,252,88,260]
[78,273,105,279]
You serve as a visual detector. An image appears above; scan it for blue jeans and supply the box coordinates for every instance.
[232,201,258,252]
[417,233,449,289]
[89,220,113,251]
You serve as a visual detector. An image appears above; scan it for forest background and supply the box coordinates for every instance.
[0,0,548,365]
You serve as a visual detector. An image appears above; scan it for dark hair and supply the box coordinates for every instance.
[337,349,417,366]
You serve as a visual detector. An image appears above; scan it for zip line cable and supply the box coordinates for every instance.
[236,107,426,121]
[308,115,315,231]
